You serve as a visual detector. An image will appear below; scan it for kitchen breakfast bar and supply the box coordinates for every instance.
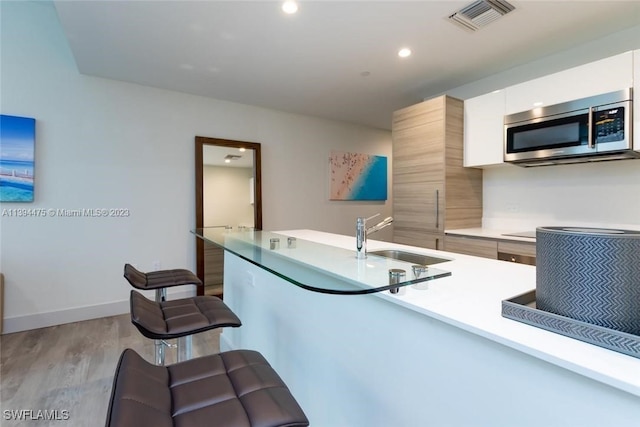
[193,228,640,427]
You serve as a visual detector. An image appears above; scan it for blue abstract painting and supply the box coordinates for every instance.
[1,115,36,202]
[330,150,387,201]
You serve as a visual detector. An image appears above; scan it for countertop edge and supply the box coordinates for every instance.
[445,228,537,243]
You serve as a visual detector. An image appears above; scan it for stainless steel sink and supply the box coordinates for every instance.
[368,250,452,266]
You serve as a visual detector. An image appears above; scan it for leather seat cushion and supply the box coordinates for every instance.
[105,349,309,427]
[130,290,242,340]
[124,264,202,290]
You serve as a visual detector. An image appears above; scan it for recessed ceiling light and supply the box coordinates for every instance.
[239,147,246,152]
[224,159,231,163]
[398,48,412,58]
[282,1,298,14]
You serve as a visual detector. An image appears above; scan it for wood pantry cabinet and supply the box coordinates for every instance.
[392,96,483,250]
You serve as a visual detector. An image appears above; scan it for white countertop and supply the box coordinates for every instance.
[447,223,640,243]
[446,227,538,242]
[278,229,640,397]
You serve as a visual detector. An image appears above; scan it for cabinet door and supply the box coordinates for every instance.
[394,229,443,250]
[464,90,505,167]
[497,241,536,258]
[444,235,497,259]
[505,51,633,115]
[393,117,445,235]
[394,181,443,234]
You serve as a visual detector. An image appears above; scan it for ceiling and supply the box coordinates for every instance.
[203,144,255,168]
[53,1,640,130]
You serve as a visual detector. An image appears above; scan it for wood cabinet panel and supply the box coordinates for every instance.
[393,97,445,129]
[444,235,497,259]
[394,229,442,250]
[392,95,482,250]
[497,241,537,258]
[444,234,537,264]
[204,243,224,296]
[393,183,442,233]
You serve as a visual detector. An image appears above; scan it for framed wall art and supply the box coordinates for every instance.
[0,115,36,202]
[329,150,387,201]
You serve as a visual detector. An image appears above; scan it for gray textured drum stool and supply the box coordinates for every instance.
[105,348,309,427]
[130,290,241,364]
[124,263,205,364]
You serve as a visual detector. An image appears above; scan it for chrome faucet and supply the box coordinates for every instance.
[356,214,394,259]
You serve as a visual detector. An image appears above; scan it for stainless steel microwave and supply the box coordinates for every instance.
[504,88,636,167]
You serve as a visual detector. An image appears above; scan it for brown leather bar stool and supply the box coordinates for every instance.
[105,348,309,427]
[124,263,202,303]
[130,290,241,365]
[124,263,205,365]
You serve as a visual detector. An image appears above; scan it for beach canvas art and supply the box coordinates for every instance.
[0,115,36,202]
[329,151,387,200]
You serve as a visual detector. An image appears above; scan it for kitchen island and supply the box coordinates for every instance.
[195,228,640,427]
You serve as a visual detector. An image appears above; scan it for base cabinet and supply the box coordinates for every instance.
[444,235,497,259]
[395,229,442,250]
[444,234,536,265]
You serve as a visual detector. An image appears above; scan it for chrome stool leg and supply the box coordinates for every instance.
[155,340,165,365]
[155,288,167,302]
[154,288,168,364]
[177,335,192,362]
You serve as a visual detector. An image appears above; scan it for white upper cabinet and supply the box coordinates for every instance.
[505,51,634,115]
[464,90,505,167]
[463,51,635,168]
[634,49,640,152]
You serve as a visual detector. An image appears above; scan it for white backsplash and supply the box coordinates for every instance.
[482,159,640,232]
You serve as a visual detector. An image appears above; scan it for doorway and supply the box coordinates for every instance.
[195,136,262,296]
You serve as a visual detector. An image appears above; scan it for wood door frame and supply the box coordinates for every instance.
[195,136,262,296]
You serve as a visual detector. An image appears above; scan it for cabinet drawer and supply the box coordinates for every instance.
[395,229,443,250]
[497,241,536,258]
[444,235,497,259]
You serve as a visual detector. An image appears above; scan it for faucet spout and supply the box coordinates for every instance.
[356,215,393,259]
[367,216,394,234]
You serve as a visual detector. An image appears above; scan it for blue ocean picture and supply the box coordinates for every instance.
[330,151,388,201]
[0,115,36,202]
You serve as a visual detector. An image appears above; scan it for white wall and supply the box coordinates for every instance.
[0,1,392,332]
[482,161,640,231]
[204,166,254,228]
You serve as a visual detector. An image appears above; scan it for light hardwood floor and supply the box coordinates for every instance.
[1,314,222,426]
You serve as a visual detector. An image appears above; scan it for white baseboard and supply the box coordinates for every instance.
[2,288,195,334]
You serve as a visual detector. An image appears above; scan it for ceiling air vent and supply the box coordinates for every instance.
[448,0,515,32]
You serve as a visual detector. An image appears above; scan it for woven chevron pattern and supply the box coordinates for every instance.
[502,296,640,359]
[536,228,640,335]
